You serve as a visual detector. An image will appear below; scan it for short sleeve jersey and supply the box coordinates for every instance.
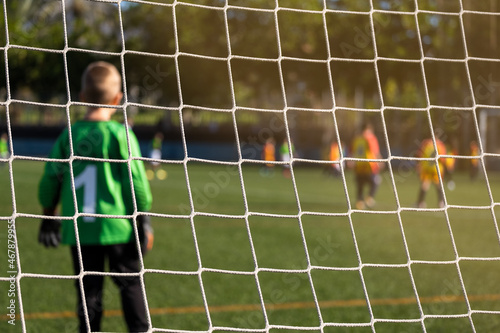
[152,136,162,150]
[352,131,380,174]
[418,139,446,175]
[329,143,340,162]
[470,142,479,167]
[279,142,295,159]
[38,120,153,246]
[0,137,7,156]
[263,142,275,162]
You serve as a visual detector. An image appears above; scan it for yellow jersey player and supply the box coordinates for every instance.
[416,137,447,208]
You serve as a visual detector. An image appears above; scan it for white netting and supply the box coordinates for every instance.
[1,0,500,332]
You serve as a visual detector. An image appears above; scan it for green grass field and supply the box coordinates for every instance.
[1,160,500,332]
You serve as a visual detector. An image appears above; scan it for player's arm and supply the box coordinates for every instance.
[131,134,154,254]
[120,128,153,253]
[368,135,381,159]
[38,138,66,210]
[127,130,153,212]
[37,132,68,247]
[370,136,384,170]
[437,141,448,174]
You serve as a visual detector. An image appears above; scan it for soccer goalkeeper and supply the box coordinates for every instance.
[38,61,153,333]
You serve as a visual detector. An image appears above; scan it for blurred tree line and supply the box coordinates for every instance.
[0,0,499,159]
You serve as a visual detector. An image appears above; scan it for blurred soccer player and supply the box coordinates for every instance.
[444,144,457,190]
[148,131,166,180]
[38,61,153,333]
[327,139,343,178]
[416,137,447,208]
[0,132,8,159]
[470,140,480,181]
[279,137,294,178]
[261,137,275,176]
[352,123,382,209]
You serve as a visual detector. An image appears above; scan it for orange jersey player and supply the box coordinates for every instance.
[260,137,276,176]
[352,123,382,209]
[263,137,276,167]
[470,140,480,181]
[416,137,447,208]
[327,140,343,177]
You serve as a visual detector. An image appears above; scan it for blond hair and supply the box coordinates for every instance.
[81,61,122,105]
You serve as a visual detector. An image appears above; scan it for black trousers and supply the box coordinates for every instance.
[356,173,378,201]
[71,243,148,333]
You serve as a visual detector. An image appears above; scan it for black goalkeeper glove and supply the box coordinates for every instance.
[38,219,62,248]
[137,215,154,255]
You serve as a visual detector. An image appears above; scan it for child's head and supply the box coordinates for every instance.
[80,61,122,107]
[362,122,373,133]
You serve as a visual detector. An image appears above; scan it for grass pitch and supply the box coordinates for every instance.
[1,160,500,332]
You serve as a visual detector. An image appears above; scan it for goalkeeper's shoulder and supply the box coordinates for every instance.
[109,121,141,146]
[108,120,136,136]
[105,121,144,156]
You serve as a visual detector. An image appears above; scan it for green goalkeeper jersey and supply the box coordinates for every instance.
[38,120,153,246]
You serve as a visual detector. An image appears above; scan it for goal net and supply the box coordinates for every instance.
[1,0,500,332]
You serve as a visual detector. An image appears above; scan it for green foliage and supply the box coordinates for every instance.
[2,0,500,157]
[3,0,487,108]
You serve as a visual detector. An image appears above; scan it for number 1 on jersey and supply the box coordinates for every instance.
[74,164,97,222]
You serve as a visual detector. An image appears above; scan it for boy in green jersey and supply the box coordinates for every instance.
[0,132,8,159]
[279,138,294,178]
[38,61,153,332]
